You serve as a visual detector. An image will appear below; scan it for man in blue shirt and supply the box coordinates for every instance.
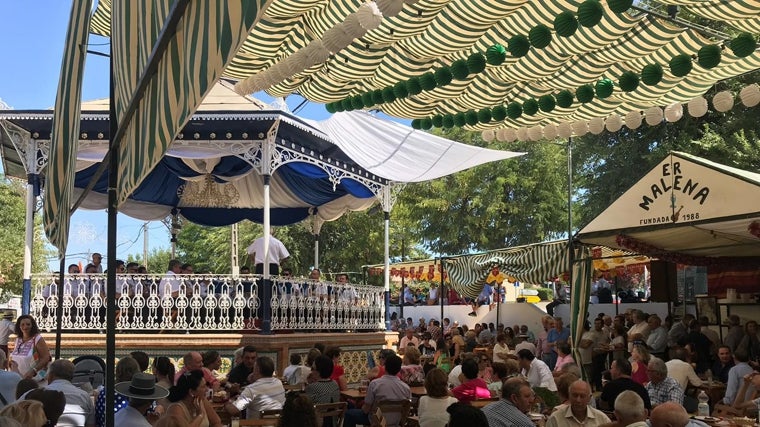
[546,317,570,370]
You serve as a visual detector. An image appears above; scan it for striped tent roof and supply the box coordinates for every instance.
[91,0,760,130]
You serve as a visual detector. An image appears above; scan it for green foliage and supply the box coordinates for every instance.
[126,247,173,274]
[536,288,552,301]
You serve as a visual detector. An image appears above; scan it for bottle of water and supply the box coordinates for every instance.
[697,390,710,417]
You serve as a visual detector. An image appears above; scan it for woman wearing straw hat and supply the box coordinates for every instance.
[114,372,169,427]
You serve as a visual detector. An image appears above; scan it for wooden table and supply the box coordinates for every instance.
[698,381,727,408]
[341,388,367,400]
[410,386,427,397]
[211,401,232,426]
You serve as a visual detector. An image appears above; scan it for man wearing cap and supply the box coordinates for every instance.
[0,311,14,358]
[114,372,169,427]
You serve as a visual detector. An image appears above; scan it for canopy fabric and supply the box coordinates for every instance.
[44,0,92,256]
[578,151,760,258]
[445,240,570,298]
[90,0,760,129]
[317,111,524,182]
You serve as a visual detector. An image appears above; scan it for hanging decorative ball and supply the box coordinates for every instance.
[467,52,487,74]
[538,95,556,112]
[406,77,422,95]
[496,128,508,142]
[557,121,573,138]
[523,98,539,116]
[351,96,365,110]
[641,63,663,86]
[376,0,404,17]
[411,119,421,129]
[477,108,492,123]
[482,129,495,142]
[730,32,757,58]
[357,1,383,30]
[371,89,384,105]
[588,117,605,134]
[529,24,552,49]
[528,125,544,141]
[432,114,444,128]
[595,78,614,98]
[381,87,396,103]
[687,96,708,117]
[576,84,595,103]
[572,120,589,136]
[577,0,603,28]
[419,72,437,91]
[420,117,433,130]
[361,92,375,108]
[625,110,642,129]
[740,84,760,107]
[618,71,639,92]
[713,90,734,112]
[434,67,453,86]
[453,112,467,127]
[608,0,633,13]
[508,35,531,58]
[451,59,470,80]
[554,11,578,38]
[605,114,623,132]
[517,127,530,141]
[645,106,663,126]
[697,44,722,69]
[442,114,455,128]
[507,102,523,119]
[326,103,337,114]
[492,105,507,121]
[305,40,331,64]
[664,103,683,122]
[341,98,354,111]
[322,26,353,53]
[555,90,574,108]
[465,109,479,126]
[333,100,345,112]
[393,81,409,99]
[504,128,518,142]
[486,44,507,66]
[344,13,368,39]
[669,54,693,77]
[544,123,558,140]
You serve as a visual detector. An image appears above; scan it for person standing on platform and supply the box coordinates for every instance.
[0,312,14,359]
[247,229,289,275]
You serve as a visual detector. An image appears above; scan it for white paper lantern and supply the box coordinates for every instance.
[687,96,708,117]
[495,128,507,142]
[605,114,623,132]
[343,13,368,38]
[357,2,384,31]
[504,128,517,142]
[517,127,529,141]
[305,40,331,64]
[322,26,354,53]
[482,129,495,142]
[557,122,573,139]
[664,103,683,122]
[588,117,605,134]
[645,106,663,126]
[625,110,642,129]
[572,120,588,136]
[543,123,558,140]
[404,0,419,4]
[528,125,543,141]
[376,0,405,17]
[713,90,734,112]
[740,84,760,107]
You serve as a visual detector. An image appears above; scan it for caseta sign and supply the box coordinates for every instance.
[580,152,760,233]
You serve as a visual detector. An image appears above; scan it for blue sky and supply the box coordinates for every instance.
[0,1,350,271]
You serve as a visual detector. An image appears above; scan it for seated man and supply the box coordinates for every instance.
[612,391,648,427]
[344,354,411,427]
[44,359,96,427]
[517,349,557,391]
[545,380,610,427]
[646,357,685,408]
[174,351,220,391]
[226,356,286,419]
[482,377,535,427]
[598,358,651,411]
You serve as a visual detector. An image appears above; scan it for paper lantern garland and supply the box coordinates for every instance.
[641,63,663,86]
[576,85,595,103]
[608,0,633,13]
[595,79,614,99]
[618,71,639,92]
[712,90,734,112]
[669,54,693,78]
[577,0,603,27]
[538,95,556,112]
[730,32,757,58]
[740,84,760,107]
[688,96,708,117]
[556,90,574,108]
[467,53,487,74]
[523,99,539,116]
[508,35,531,58]
[486,44,507,66]
[450,59,470,80]
[529,24,552,49]
[554,11,578,37]
[697,44,722,69]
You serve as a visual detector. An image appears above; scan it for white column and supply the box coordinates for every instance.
[22,179,34,314]
[263,176,271,280]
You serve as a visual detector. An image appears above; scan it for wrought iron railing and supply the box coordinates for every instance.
[30,274,385,332]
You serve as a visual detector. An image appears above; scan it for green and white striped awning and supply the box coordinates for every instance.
[90,0,760,131]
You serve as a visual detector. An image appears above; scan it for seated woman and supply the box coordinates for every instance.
[305,355,340,405]
[166,370,222,427]
[630,344,650,385]
[487,360,520,396]
[400,347,425,386]
[451,358,491,404]
[552,343,575,377]
[477,353,495,384]
[418,368,458,427]
[324,347,348,391]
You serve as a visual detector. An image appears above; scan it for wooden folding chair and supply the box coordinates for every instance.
[370,408,387,427]
[259,409,283,419]
[471,397,499,409]
[375,399,411,427]
[315,401,347,427]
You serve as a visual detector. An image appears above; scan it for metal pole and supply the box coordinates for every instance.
[439,257,444,324]
[22,174,37,315]
[55,259,65,359]
[105,53,118,427]
[567,137,573,293]
[399,238,405,320]
[262,174,272,334]
[314,234,319,270]
[142,222,148,269]
[383,211,391,331]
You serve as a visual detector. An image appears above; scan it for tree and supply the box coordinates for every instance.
[126,248,173,274]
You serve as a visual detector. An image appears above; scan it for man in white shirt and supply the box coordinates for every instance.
[665,348,703,391]
[517,349,557,391]
[247,230,290,275]
[114,372,169,427]
[646,315,669,358]
[226,356,286,419]
[158,259,183,298]
[627,310,650,353]
[0,311,15,358]
[546,380,610,427]
[399,329,420,355]
[44,359,96,427]
[612,391,648,427]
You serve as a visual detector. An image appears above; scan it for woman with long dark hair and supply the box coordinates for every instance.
[9,315,50,383]
[165,370,221,427]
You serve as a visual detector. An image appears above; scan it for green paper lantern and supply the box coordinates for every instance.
[442,114,455,128]
[334,100,345,112]
[554,12,578,38]
[697,44,721,69]
[465,110,479,126]
[641,63,663,86]
[477,108,492,123]
[381,87,396,103]
[432,114,444,128]
[325,103,337,114]
[361,92,375,108]
[406,77,423,95]
[618,71,639,92]
[507,102,523,119]
[538,95,556,112]
[341,98,354,111]
[595,78,614,99]
[508,35,531,58]
[453,112,467,127]
[434,67,453,86]
[577,0,603,28]
[411,119,421,129]
[371,89,384,105]
[529,24,552,49]
[523,99,539,116]
[486,44,507,66]
[492,105,507,121]
[669,54,693,77]
[351,96,365,110]
[576,85,595,103]
[730,32,757,58]
[420,72,437,91]
[420,118,433,130]
[608,0,633,13]
[451,59,470,80]
[393,82,409,99]
[555,90,574,108]
[467,52,487,74]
